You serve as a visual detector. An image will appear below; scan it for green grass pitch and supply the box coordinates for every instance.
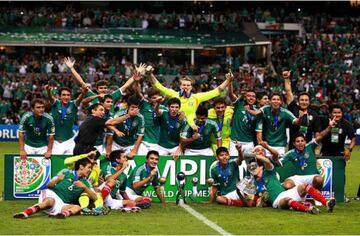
[1,142,359,235]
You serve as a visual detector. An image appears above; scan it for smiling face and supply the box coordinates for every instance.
[96,85,108,95]
[169,103,180,117]
[298,94,310,110]
[331,108,343,122]
[214,102,226,117]
[146,153,159,168]
[79,163,93,178]
[270,95,282,110]
[258,95,269,107]
[60,89,71,105]
[196,115,207,126]
[102,97,113,111]
[245,91,256,105]
[92,104,105,117]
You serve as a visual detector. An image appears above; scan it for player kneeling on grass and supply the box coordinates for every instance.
[64,148,108,215]
[125,150,165,207]
[99,149,140,212]
[14,158,96,219]
[248,153,336,214]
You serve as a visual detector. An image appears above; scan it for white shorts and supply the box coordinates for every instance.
[95,144,107,156]
[265,146,286,156]
[99,182,124,209]
[272,186,304,208]
[224,190,240,200]
[158,145,179,155]
[184,147,214,156]
[52,137,75,155]
[229,140,254,156]
[124,187,142,201]
[286,175,318,186]
[38,189,69,215]
[138,141,160,155]
[25,144,47,155]
[112,142,134,155]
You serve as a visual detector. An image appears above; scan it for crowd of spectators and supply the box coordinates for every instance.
[0,5,358,33]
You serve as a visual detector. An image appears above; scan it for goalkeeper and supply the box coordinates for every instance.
[146,65,233,131]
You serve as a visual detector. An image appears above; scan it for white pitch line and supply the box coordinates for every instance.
[180,203,233,236]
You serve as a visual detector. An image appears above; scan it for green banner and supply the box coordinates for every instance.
[4,154,345,202]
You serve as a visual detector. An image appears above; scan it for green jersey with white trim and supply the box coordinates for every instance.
[112,108,145,147]
[158,110,187,149]
[281,141,319,175]
[126,163,160,195]
[101,163,127,198]
[50,168,92,204]
[140,99,165,144]
[51,100,77,141]
[230,99,258,142]
[258,105,296,147]
[181,119,221,150]
[19,112,55,147]
[255,168,285,204]
[210,160,239,195]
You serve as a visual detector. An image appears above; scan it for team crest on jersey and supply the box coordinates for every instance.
[176,123,180,128]
[264,177,268,184]
[68,185,73,191]
[305,152,310,159]
[309,115,313,120]
[188,102,193,107]
[132,121,138,127]
[339,128,343,134]
[204,129,209,135]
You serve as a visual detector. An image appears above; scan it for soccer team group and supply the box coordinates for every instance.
[13,58,356,219]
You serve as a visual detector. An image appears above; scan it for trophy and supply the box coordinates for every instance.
[176,172,186,205]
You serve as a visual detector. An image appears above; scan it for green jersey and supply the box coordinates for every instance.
[51,100,78,141]
[230,99,258,142]
[258,105,296,147]
[126,163,160,195]
[112,108,145,147]
[281,141,319,175]
[255,168,285,204]
[158,110,187,149]
[210,160,239,195]
[101,163,127,198]
[50,169,92,204]
[85,90,100,107]
[140,99,163,144]
[181,120,221,150]
[19,112,55,147]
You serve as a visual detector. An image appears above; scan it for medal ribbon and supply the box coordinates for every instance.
[35,116,43,134]
[167,113,179,132]
[218,163,229,184]
[273,114,279,129]
[256,174,264,193]
[73,170,78,181]
[60,102,71,123]
[216,115,224,132]
[179,90,192,98]
[295,149,305,170]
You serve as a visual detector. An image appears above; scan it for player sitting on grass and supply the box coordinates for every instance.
[125,150,165,207]
[248,152,336,214]
[99,149,140,212]
[14,158,96,219]
[64,148,109,215]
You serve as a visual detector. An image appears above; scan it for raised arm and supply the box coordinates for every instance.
[228,74,238,102]
[75,86,88,107]
[44,84,56,105]
[282,70,294,105]
[217,72,233,91]
[64,57,87,89]
[146,66,178,98]
[255,154,274,171]
[315,118,336,143]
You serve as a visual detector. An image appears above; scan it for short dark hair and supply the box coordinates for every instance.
[31,98,45,108]
[213,97,226,107]
[168,97,181,108]
[256,91,268,100]
[270,92,283,100]
[59,87,71,95]
[293,132,306,143]
[109,149,126,165]
[101,94,113,103]
[196,105,208,117]
[74,158,91,171]
[127,95,140,106]
[96,80,109,88]
[216,147,229,156]
[246,89,256,94]
[329,103,343,113]
[146,150,159,159]
[298,92,310,100]
[147,88,160,98]
[88,103,104,115]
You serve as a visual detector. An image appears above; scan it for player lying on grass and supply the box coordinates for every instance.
[209,145,267,207]
[248,152,336,214]
[14,158,96,219]
[99,149,141,212]
[125,150,165,207]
